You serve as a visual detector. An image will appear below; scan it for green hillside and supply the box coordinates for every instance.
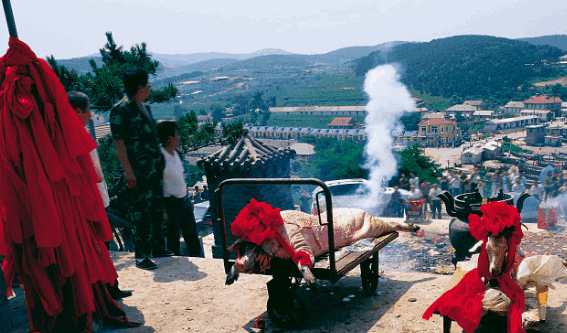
[518,35,567,52]
[220,55,312,72]
[354,35,567,104]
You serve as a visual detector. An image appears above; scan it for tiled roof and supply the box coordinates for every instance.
[524,95,562,104]
[504,101,524,108]
[328,117,354,127]
[446,104,477,112]
[418,118,456,126]
[197,136,294,173]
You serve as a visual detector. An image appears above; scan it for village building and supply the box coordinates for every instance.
[197,115,213,125]
[421,112,446,120]
[485,115,539,133]
[461,147,483,164]
[525,124,548,146]
[502,101,525,113]
[463,100,487,110]
[413,106,429,114]
[392,130,426,148]
[246,125,367,141]
[544,135,562,147]
[524,95,563,116]
[547,125,567,138]
[466,110,494,126]
[520,109,555,122]
[460,141,501,165]
[445,104,477,113]
[328,117,356,129]
[417,118,460,147]
[269,106,367,116]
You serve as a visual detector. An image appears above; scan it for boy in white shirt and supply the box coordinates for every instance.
[157,121,203,257]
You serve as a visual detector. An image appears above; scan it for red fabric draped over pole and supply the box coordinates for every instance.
[0,37,138,332]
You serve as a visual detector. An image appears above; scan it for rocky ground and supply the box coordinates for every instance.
[8,218,567,333]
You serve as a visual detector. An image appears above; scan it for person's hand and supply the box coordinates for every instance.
[125,172,137,189]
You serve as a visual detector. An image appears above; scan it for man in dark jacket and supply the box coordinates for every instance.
[110,68,173,270]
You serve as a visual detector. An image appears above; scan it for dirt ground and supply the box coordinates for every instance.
[8,218,567,333]
[105,220,566,333]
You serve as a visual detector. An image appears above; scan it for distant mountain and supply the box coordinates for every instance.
[218,55,312,73]
[299,41,407,64]
[169,58,241,74]
[151,48,293,68]
[518,35,567,52]
[252,48,294,56]
[354,35,566,102]
[53,56,103,73]
[51,43,402,75]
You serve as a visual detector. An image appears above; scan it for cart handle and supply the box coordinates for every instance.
[214,178,336,278]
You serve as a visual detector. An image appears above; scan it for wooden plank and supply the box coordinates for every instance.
[312,232,399,275]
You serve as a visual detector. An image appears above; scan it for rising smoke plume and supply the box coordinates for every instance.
[361,64,415,211]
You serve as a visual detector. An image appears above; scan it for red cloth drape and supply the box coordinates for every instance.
[423,202,525,333]
[0,37,136,331]
[231,199,313,268]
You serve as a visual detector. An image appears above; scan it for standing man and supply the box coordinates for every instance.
[398,173,409,190]
[391,186,404,218]
[429,183,443,219]
[409,173,419,189]
[450,171,462,197]
[157,121,203,257]
[193,186,203,203]
[420,179,432,214]
[110,68,173,270]
[469,167,480,192]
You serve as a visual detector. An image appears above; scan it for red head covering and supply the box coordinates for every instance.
[424,201,525,333]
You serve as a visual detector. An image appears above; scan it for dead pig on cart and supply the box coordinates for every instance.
[225,199,420,287]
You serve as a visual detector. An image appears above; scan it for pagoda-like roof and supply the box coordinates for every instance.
[197,136,295,173]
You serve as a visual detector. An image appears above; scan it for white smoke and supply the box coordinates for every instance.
[361,64,415,211]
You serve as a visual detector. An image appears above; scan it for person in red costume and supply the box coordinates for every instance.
[0,37,138,332]
[68,90,133,300]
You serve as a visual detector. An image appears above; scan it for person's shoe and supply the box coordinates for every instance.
[153,249,175,258]
[110,288,133,300]
[135,258,158,270]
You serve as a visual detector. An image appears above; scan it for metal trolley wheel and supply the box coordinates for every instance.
[360,253,379,296]
[267,294,307,329]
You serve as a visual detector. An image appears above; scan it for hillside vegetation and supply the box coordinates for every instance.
[354,35,567,105]
[518,35,567,52]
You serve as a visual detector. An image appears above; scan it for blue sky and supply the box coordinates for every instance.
[0,0,565,59]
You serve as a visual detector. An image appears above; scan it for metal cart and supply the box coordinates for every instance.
[216,178,399,328]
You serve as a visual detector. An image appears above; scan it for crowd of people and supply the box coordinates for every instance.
[390,165,567,220]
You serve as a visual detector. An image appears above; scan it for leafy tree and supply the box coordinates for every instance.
[211,104,225,121]
[48,32,178,110]
[396,145,440,183]
[355,35,567,104]
[297,136,367,181]
[399,112,421,131]
[221,122,249,145]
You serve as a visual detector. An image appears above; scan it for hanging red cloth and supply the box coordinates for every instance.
[0,37,137,332]
[423,201,525,333]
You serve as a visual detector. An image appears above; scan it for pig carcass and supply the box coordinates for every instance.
[226,199,419,287]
